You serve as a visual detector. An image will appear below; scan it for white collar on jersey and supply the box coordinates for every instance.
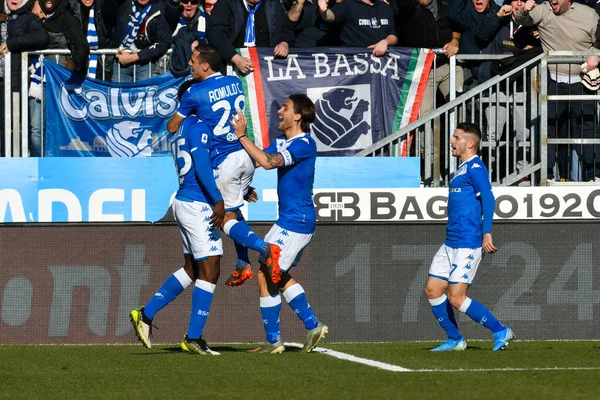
[457,154,480,169]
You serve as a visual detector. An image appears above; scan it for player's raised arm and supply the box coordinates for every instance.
[230,111,285,170]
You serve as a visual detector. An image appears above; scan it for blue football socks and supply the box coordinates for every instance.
[460,297,504,333]
[429,294,462,340]
[144,268,192,320]
[225,220,269,256]
[187,280,216,339]
[283,284,319,330]
[260,295,282,343]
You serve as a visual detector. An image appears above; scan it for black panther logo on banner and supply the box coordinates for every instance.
[312,87,371,149]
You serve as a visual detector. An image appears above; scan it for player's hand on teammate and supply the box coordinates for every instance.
[230,109,248,139]
[211,200,225,228]
[482,233,497,254]
[244,186,258,203]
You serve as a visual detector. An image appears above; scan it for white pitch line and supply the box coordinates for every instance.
[412,366,600,373]
[284,343,600,374]
[285,342,412,372]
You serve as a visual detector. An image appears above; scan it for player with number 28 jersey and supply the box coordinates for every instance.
[177,73,246,168]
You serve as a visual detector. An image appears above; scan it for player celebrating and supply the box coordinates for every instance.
[167,44,280,287]
[230,94,328,354]
[130,115,224,355]
[424,122,514,352]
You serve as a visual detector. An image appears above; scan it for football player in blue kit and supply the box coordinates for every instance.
[130,115,224,355]
[230,94,329,354]
[167,44,281,287]
[424,122,514,352]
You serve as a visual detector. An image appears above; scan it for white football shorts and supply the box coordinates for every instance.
[214,149,255,211]
[259,224,314,272]
[172,198,223,260]
[428,244,482,285]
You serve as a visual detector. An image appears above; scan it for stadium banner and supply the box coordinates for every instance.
[237,47,434,155]
[0,157,419,223]
[44,60,187,157]
[42,48,433,158]
[1,222,599,344]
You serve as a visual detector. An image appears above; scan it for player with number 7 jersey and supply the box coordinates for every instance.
[167,44,282,287]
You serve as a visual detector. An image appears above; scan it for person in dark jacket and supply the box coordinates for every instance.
[448,0,499,85]
[207,0,293,74]
[284,0,341,48]
[70,0,119,80]
[0,0,48,156]
[318,0,397,56]
[475,0,541,82]
[38,0,90,72]
[393,0,463,115]
[28,0,89,157]
[166,0,211,77]
[112,0,172,82]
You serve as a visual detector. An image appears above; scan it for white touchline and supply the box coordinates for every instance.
[414,367,600,373]
[285,342,412,372]
[284,343,600,374]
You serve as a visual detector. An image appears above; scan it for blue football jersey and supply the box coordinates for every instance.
[446,155,495,249]
[177,73,246,168]
[264,133,317,234]
[171,116,220,205]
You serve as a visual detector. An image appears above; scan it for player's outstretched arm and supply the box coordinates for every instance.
[231,110,285,170]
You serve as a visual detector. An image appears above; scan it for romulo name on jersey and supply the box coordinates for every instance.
[208,83,244,103]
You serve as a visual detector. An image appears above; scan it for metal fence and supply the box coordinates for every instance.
[1,49,172,158]
[4,49,600,187]
[357,51,600,188]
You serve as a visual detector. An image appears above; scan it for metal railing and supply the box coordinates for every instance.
[1,49,172,158]
[356,53,544,187]
[539,51,600,185]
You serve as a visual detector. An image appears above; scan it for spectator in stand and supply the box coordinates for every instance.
[476,0,541,183]
[112,0,171,82]
[37,0,90,73]
[448,0,499,85]
[71,0,118,80]
[516,0,599,182]
[166,0,211,77]
[393,0,463,116]
[317,0,398,56]
[207,0,293,74]
[0,0,48,156]
[29,0,89,157]
[284,0,341,48]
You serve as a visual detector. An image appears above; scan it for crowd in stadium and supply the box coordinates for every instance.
[0,0,599,180]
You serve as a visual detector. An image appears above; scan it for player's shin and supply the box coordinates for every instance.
[187,280,216,339]
[459,297,504,333]
[260,295,282,343]
[282,283,319,330]
[429,294,462,340]
[224,219,269,255]
[145,268,193,319]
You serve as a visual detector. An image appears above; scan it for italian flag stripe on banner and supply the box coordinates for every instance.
[237,48,270,149]
[391,48,435,156]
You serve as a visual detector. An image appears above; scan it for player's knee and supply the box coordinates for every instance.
[424,281,445,299]
[447,292,466,309]
[278,271,293,288]
[220,211,238,230]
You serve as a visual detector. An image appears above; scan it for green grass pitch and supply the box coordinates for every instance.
[1,341,600,399]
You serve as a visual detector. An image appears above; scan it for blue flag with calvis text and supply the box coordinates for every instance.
[44,60,187,157]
